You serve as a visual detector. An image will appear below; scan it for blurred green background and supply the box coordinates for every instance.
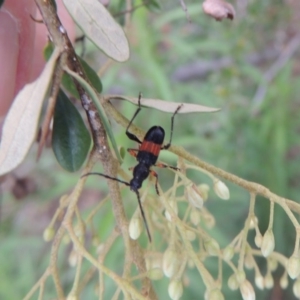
[1,0,300,299]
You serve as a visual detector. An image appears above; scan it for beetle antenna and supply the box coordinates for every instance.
[81,172,152,241]
[135,190,152,242]
[81,172,130,187]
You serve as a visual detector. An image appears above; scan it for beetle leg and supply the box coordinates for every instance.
[162,104,183,150]
[127,148,139,158]
[149,170,160,195]
[126,93,143,144]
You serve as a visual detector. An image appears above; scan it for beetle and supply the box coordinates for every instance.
[82,94,182,241]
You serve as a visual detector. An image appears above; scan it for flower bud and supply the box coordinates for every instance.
[147,256,161,270]
[244,254,254,270]
[186,229,196,241]
[188,259,194,269]
[261,229,275,257]
[202,211,216,229]
[213,179,230,200]
[63,234,71,245]
[264,273,274,289]
[186,183,204,209]
[168,279,183,300]
[165,200,178,221]
[96,243,105,255]
[147,268,163,280]
[254,232,262,248]
[236,270,246,284]
[198,184,210,201]
[68,250,78,267]
[239,280,255,300]
[293,279,300,298]
[223,246,234,262]
[190,209,200,225]
[287,255,300,279]
[204,238,220,256]
[280,272,288,289]
[43,226,55,242]
[66,295,78,300]
[162,248,180,278]
[183,274,190,287]
[255,274,264,290]
[228,273,239,291]
[206,288,225,300]
[129,216,142,240]
[268,257,278,272]
[249,216,258,229]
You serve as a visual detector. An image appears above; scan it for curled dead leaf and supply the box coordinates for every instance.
[202,0,235,21]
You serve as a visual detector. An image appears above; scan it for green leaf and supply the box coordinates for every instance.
[145,0,161,12]
[0,0,5,9]
[64,67,122,164]
[44,42,102,97]
[52,90,92,172]
[80,57,102,93]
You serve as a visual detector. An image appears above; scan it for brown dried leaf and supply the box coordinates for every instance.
[0,48,60,176]
[202,0,235,21]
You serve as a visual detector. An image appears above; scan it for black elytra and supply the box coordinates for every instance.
[82,94,182,242]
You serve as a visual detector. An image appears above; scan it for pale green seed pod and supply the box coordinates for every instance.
[213,179,230,200]
[168,279,183,300]
[261,229,275,257]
